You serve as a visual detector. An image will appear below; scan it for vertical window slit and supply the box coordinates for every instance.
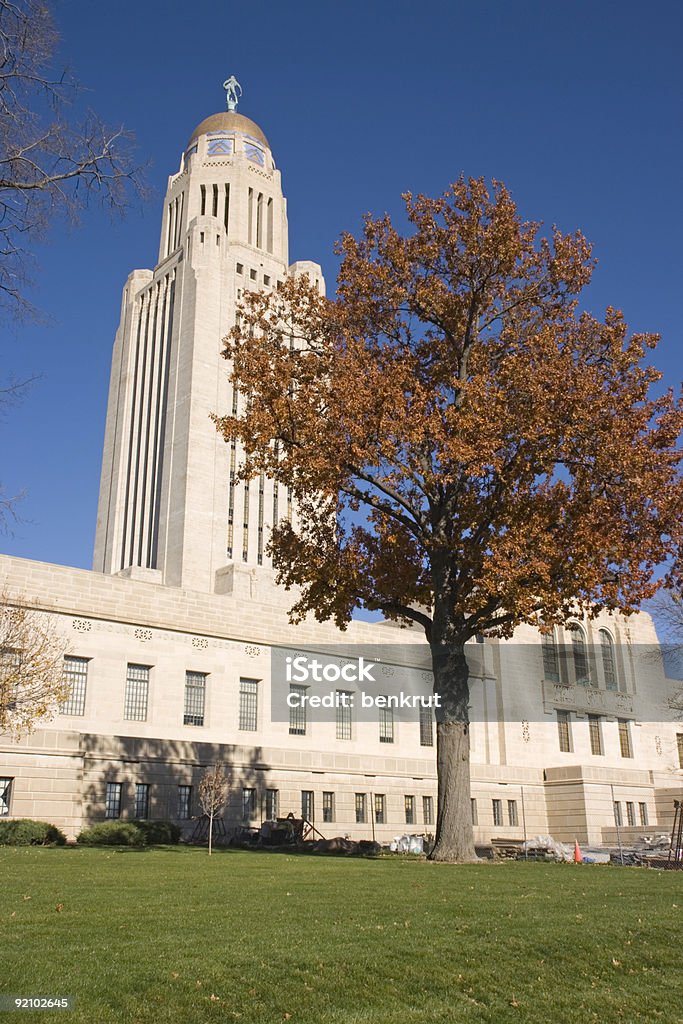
[242,481,250,562]
[267,197,274,253]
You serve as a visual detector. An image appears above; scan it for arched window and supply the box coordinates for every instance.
[571,624,590,686]
[542,630,560,683]
[600,629,617,691]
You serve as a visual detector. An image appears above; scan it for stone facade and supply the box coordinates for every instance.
[2,100,682,846]
[0,552,680,845]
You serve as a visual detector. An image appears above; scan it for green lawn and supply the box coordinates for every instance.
[1,847,681,1024]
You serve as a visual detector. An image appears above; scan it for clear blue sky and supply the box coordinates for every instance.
[1,0,681,572]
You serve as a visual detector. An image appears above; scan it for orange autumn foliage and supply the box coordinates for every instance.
[215,178,683,860]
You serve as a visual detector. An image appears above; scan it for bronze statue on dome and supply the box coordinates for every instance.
[223,75,242,112]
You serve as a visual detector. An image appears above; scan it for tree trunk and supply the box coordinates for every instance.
[208,809,214,856]
[428,640,477,863]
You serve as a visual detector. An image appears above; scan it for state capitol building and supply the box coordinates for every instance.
[1,87,681,846]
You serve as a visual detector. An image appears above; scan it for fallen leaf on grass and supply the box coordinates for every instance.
[55,903,64,912]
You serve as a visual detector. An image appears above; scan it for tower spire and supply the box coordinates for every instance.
[223,75,242,112]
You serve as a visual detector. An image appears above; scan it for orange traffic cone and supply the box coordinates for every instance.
[574,839,583,863]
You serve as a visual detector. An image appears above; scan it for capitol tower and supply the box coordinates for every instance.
[93,80,325,592]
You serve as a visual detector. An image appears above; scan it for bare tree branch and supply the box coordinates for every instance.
[0,0,148,320]
[0,592,70,736]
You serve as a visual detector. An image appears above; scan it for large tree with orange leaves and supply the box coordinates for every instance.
[215,179,683,862]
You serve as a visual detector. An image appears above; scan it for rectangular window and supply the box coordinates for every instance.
[336,692,352,740]
[200,184,206,216]
[124,664,149,722]
[239,678,258,731]
[105,782,122,820]
[618,718,633,758]
[374,794,386,825]
[507,800,519,827]
[614,801,623,826]
[257,472,265,566]
[588,714,603,756]
[626,801,636,827]
[471,798,478,825]
[60,656,88,716]
[265,789,279,820]
[322,792,335,823]
[492,798,503,827]
[166,202,173,256]
[573,632,590,686]
[0,646,20,672]
[134,783,150,820]
[242,481,250,562]
[404,795,415,825]
[419,704,434,746]
[422,795,434,826]
[178,785,192,820]
[224,183,230,232]
[355,792,367,824]
[639,802,649,827]
[266,196,274,253]
[212,183,218,217]
[242,788,257,822]
[542,634,560,682]
[557,710,572,752]
[184,671,206,727]
[301,790,314,822]
[677,734,683,769]
[0,777,13,816]
[601,631,617,690]
[379,705,394,743]
[0,650,20,715]
[256,192,263,248]
[288,685,307,735]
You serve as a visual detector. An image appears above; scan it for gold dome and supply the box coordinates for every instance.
[187,112,269,150]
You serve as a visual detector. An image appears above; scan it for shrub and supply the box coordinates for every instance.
[0,819,66,846]
[131,820,181,845]
[77,822,145,847]
[76,819,181,846]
